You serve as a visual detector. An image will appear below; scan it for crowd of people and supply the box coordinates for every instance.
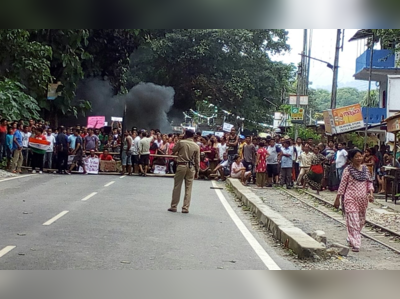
[1,117,397,190]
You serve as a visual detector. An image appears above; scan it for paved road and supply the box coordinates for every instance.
[0,174,296,270]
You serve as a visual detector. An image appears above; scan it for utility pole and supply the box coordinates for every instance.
[306,29,313,95]
[330,29,341,109]
[364,33,375,149]
[295,29,308,139]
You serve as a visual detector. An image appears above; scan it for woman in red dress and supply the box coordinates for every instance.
[255,140,269,188]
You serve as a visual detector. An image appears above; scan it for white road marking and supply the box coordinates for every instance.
[81,192,97,201]
[0,246,16,258]
[120,175,126,179]
[211,181,281,270]
[43,211,69,226]
[104,181,115,187]
[0,174,36,183]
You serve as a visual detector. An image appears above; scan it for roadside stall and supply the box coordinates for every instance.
[383,113,400,204]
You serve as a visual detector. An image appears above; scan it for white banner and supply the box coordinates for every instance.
[154,165,166,174]
[222,122,234,132]
[84,157,99,174]
[111,117,123,122]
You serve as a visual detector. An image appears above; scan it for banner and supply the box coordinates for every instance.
[29,137,51,151]
[332,104,364,134]
[111,117,123,122]
[214,132,225,138]
[84,157,99,174]
[154,165,166,174]
[222,122,234,132]
[323,104,365,135]
[201,131,214,136]
[87,116,105,129]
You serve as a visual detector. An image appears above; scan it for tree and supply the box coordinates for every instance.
[129,29,294,127]
[0,29,53,100]
[0,79,41,121]
[0,29,147,124]
[360,90,378,107]
[308,87,371,114]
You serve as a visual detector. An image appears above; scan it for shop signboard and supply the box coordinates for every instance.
[323,104,365,135]
[290,106,304,123]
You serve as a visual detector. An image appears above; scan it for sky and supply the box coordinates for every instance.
[271,29,371,91]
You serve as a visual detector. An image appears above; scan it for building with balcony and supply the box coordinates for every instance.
[350,30,400,144]
[351,31,400,128]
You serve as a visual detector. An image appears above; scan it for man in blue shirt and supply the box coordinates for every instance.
[11,126,24,173]
[68,130,77,153]
[280,140,293,189]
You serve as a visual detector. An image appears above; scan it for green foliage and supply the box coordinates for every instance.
[345,132,365,149]
[129,29,294,126]
[0,157,7,169]
[360,90,378,107]
[308,87,377,114]
[287,126,322,143]
[0,29,53,98]
[0,29,146,122]
[0,78,41,120]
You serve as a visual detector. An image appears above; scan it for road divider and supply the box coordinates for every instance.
[226,179,326,259]
[0,246,16,258]
[104,181,115,187]
[43,211,69,226]
[81,192,97,201]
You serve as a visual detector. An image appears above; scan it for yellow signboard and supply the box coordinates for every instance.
[291,107,304,121]
[323,104,365,135]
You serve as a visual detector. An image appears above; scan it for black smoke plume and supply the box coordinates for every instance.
[125,82,175,132]
[75,79,175,132]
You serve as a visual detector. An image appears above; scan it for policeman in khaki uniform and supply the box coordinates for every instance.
[168,129,200,214]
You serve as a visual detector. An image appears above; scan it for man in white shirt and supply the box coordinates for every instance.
[297,143,313,186]
[213,152,230,181]
[294,137,303,180]
[44,128,56,169]
[139,131,155,176]
[131,131,141,173]
[217,137,227,161]
[335,142,348,180]
[21,125,31,165]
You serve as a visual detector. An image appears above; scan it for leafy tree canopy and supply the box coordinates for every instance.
[0,29,146,122]
[129,29,295,127]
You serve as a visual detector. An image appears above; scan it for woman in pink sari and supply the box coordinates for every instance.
[334,149,374,252]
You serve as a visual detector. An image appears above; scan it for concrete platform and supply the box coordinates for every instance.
[227,178,326,259]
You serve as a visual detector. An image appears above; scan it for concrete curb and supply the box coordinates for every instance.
[227,178,326,259]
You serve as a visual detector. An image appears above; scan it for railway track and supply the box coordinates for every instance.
[279,188,400,254]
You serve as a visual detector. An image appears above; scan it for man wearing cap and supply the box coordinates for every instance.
[168,129,200,214]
